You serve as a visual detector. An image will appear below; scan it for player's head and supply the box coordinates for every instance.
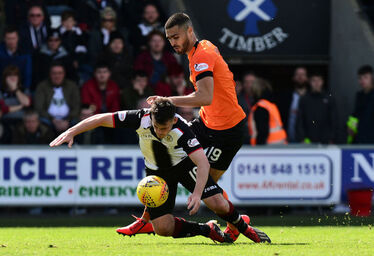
[150,98,177,139]
[165,13,194,55]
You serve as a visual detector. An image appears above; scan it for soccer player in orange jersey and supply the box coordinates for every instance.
[117,13,250,242]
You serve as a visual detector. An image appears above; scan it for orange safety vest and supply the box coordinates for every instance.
[248,99,287,145]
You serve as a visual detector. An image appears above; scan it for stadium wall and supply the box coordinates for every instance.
[0,145,373,206]
[329,0,374,138]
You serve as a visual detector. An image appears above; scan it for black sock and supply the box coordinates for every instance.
[216,201,248,233]
[172,217,211,238]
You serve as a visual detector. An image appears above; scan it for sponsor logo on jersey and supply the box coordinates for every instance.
[140,134,154,140]
[194,63,209,72]
[118,111,127,121]
[188,138,200,148]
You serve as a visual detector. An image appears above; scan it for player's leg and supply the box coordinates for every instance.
[141,175,231,243]
[203,192,271,243]
[180,161,270,243]
[117,169,176,236]
[151,214,230,243]
[204,120,246,240]
[208,167,239,237]
[116,210,153,236]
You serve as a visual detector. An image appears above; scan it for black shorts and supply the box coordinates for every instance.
[189,118,245,170]
[146,158,222,220]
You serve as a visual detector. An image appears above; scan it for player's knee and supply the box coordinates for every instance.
[153,221,173,236]
[204,194,229,214]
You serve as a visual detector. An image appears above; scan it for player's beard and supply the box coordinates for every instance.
[178,38,191,55]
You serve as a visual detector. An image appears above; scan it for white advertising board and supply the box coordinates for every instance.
[0,146,341,206]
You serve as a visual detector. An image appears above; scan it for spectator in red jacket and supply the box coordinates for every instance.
[81,62,120,115]
[134,30,178,86]
[155,64,193,96]
[80,62,121,144]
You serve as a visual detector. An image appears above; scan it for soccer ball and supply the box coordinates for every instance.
[137,175,169,208]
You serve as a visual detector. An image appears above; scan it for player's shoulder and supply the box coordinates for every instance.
[193,40,219,59]
[172,114,192,136]
[118,108,149,118]
[138,108,152,128]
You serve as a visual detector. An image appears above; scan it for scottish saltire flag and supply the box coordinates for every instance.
[228,0,277,35]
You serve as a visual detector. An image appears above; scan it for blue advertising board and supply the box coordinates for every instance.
[341,149,374,201]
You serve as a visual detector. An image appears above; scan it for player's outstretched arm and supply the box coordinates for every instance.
[147,77,214,107]
[187,148,210,215]
[49,113,114,148]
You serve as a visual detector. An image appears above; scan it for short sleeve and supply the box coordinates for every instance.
[177,123,203,155]
[113,109,143,129]
[192,51,217,82]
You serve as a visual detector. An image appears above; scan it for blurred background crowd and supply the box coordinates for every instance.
[0,0,372,146]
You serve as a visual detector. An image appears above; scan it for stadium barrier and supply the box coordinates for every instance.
[0,145,373,206]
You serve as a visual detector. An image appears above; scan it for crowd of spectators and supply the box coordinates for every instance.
[0,0,195,145]
[238,67,340,145]
[0,1,371,146]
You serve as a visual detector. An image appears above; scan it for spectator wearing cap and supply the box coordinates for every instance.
[34,62,80,133]
[12,109,54,144]
[296,73,338,144]
[347,65,374,144]
[154,64,193,97]
[97,31,132,89]
[134,30,178,86]
[0,65,31,125]
[81,62,120,115]
[131,3,164,53]
[88,7,129,65]
[0,26,32,90]
[121,70,153,110]
[33,28,77,85]
[58,10,89,83]
[19,5,49,54]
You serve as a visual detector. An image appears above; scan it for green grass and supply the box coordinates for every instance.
[0,218,373,256]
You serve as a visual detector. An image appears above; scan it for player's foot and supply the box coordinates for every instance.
[241,225,271,243]
[206,220,233,243]
[224,214,250,242]
[116,215,154,236]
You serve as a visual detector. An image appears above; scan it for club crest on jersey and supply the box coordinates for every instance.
[194,63,209,72]
[165,135,173,142]
[118,111,127,121]
[188,138,200,147]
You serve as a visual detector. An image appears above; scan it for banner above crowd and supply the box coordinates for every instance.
[183,0,330,59]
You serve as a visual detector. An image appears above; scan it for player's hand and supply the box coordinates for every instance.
[146,96,160,105]
[49,130,75,148]
[187,192,201,215]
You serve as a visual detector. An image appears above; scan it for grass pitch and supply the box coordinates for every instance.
[0,217,373,256]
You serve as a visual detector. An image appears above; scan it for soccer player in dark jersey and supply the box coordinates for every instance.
[122,12,248,242]
[50,98,271,243]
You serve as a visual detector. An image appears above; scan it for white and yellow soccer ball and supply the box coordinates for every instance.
[137,175,169,208]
